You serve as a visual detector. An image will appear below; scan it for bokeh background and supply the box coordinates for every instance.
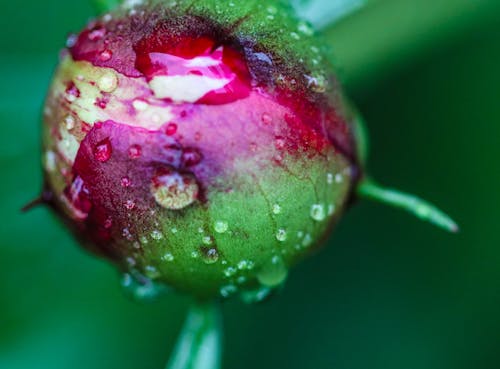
[1,0,499,368]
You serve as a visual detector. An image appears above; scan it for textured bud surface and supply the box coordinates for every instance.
[42,0,359,298]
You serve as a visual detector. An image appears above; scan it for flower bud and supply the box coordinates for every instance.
[41,0,359,299]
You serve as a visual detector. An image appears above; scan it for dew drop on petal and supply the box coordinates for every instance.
[165,123,178,136]
[128,144,142,159]
[93,138,112,162]
[151,169,199,210]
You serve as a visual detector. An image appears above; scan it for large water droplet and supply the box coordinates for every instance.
[151,168,199,210]
[93,138,112,162]
[257,256,288,287]
[200,246,219,264]
[310,204,326,221]
[98,72,118,93]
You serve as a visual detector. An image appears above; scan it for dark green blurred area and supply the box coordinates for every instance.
[1,1,499,368]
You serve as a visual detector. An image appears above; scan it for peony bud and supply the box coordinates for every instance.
[41,0,360,299]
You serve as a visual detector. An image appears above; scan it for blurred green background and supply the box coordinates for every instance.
[1,0,499,368]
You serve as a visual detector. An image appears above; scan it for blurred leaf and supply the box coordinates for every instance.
[290,0,367,29]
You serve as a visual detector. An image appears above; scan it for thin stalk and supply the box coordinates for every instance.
[357,178,459,233]
[166,301,223,369]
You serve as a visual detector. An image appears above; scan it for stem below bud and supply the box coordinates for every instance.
[357,178,459,233]
[166,301,223,369]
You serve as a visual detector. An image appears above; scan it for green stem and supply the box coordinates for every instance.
[166,301,223,369]
[357,178,459,233]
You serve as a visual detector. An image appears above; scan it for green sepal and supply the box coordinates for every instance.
[357,178,459,233]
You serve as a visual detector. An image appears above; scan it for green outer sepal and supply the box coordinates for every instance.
[357,178,459,233]
[166,301,223,369]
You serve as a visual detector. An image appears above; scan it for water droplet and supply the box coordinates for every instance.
[262,113,273,125]
[237,276,247,284]
[122,227,133,240]
[64,115,75,130]
[335,174,344,183]
[65,82,80,102]
[128,144,142,159]
[238,260,251,270]
[124,199,136,210]
[201,247,219,264]
[224,266,237,278]
[44,151,56,172]
[140,235,149,244]
[310,204,326,221]
[162,252,174,262]
[290,32,300,40]
[121,176,131,188]
[66,34,78,48]
[98,72,118,92]
[272,204,282,215]
[276,228,287,242]
[202,236,213,245]
[191,250,200,259]
[297,21,314,36]
[328,204,336,215]
[145,265,159,278]
[257,256,288,287]
[171,227,178,234]
[275,137,286,150]
[88,26,106,41]
[220,284,238,298]
[302,234,313,247]
[214,220,229,234]
[327,173,334,185]
[93,138,112,162]
[181,148,203,167]
[99,49,113,61]
[133,99,149,111]
[165,123,177,136]
[151,169,199,210]
[305,74,326,93]
[104,217,113,229]
[151,230,164,240]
